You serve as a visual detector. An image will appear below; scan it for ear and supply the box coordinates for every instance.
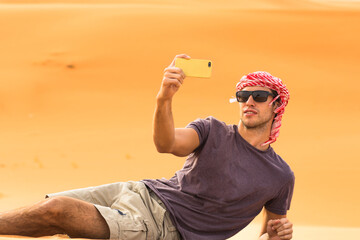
[272,101,280,113]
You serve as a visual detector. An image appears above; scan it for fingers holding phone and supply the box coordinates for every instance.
[157,54,212,101]
[157,54,190,101]
[165,53,191,88]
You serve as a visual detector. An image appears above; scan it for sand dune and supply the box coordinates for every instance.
[0,0,359,239]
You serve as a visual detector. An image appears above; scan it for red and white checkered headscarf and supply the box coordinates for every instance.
[236,71,290,146]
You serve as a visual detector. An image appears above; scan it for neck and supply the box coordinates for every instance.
[238,121,272,151]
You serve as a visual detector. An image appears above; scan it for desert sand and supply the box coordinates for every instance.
[0,0,359,239]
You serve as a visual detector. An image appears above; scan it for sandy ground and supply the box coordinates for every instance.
[0,0,360,239]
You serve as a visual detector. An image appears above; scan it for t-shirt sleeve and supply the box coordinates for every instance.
[185,117,211,147]
[265,173,295,215]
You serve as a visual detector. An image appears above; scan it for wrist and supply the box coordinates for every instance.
[156,94,172,105]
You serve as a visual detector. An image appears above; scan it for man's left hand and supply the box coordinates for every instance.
[267,218,293,240]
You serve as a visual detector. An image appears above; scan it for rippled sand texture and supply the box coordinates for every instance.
[0,1,360,239]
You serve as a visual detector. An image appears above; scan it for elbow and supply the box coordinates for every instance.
[156,147,169,154]
[155,144,189,157]
[154,143,173,154]
[153,134,176,154]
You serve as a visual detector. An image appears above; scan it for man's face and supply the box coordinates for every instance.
[238,86,278,130]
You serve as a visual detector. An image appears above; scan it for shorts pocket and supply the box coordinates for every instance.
[120,219,148,240]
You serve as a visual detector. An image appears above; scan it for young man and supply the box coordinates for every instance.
[0,54,294,240]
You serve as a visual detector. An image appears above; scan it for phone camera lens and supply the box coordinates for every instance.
[208,62,211,67]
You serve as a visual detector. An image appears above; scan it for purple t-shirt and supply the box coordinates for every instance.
[143,117,295,240]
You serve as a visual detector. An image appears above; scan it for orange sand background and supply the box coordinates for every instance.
[0,0,359,239]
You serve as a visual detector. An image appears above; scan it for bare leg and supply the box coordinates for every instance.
[0,196,110,239]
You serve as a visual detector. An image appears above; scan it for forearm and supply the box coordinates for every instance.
[153,54,189,153]
[153,97,175,153]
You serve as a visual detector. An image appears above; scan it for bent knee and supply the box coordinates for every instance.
[40,196,77,223]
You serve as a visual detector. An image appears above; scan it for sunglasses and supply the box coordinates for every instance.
[236,90,275,103]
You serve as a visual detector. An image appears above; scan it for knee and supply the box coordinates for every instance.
[40,196,73,224]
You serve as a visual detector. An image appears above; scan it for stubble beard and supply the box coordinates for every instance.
[240,114,274,131]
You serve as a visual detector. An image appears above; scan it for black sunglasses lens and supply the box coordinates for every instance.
[253,91,269,102]
[236,91,251,102]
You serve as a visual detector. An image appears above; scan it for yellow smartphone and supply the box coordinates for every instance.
[175,58,212,78]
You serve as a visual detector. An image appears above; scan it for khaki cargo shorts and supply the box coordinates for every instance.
[47,181,181,240]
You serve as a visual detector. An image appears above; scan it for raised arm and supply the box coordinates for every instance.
[153,54,200,157]
[259,209,293,240]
